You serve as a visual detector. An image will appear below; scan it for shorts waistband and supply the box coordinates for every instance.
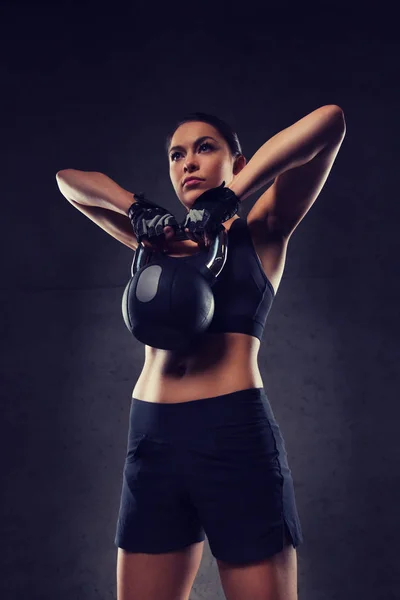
[129,387,277,438]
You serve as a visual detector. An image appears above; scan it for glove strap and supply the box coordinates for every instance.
[127,192,162,222]
[191,181,240,223]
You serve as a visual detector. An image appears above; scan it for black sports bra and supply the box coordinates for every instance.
[162,218,275,341]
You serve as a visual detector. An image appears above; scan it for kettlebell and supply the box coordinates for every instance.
[122,225,228,351]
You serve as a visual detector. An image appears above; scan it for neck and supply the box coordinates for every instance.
[223,214,240,230]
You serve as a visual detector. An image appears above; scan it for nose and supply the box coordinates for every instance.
[183,154,199,171]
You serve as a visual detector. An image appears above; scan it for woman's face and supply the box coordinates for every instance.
[168,121,244,211]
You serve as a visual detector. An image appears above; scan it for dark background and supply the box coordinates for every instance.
[1,1,399,598]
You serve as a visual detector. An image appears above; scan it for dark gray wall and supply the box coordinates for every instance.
[1,3,399,599]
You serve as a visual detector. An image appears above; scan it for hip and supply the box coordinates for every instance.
[124,387,292,483]
[127,387,281,446]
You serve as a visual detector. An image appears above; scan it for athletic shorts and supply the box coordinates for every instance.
[114,387,303,565]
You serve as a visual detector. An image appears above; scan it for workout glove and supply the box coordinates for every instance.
[182,182,240,245]
[127,193,180,250]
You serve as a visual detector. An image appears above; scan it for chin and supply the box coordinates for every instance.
[178,187,205,210]
[183,195,201,210]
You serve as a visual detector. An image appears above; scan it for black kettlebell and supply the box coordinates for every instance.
[122,225,228,351]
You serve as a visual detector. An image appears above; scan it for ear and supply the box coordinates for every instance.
[233,154,246,175]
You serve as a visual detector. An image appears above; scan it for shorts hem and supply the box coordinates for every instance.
[211,520,303,566]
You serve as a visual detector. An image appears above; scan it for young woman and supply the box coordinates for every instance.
[56,105,346,600]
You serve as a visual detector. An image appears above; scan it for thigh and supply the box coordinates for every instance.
[217,526,298,600]
[117,541,204,600]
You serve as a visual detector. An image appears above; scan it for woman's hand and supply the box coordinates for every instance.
[140,223,180,253]
[182,182,240,247]
[161,225,178,248]
[128,194,181,253]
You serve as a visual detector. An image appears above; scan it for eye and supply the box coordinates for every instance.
[199,142,212,152]
[170,142,212,162]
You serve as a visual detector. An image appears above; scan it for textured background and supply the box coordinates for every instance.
[1,2,399,598]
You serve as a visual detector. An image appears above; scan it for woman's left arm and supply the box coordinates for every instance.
[227,104,346,238]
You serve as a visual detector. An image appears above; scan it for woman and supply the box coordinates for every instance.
[56,105,346,600]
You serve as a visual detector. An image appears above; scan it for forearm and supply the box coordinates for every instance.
[228,105,346,201]
[56,169,134,215]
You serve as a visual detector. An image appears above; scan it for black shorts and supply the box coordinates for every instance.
[114,387,303,565]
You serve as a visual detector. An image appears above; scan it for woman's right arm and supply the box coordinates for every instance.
[56,169,139,250]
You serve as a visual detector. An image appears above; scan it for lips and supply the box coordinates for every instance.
[183,177,204,187]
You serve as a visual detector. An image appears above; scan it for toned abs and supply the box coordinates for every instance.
[132,331,263,403]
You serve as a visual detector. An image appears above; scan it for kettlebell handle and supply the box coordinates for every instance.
[130,225,228,284]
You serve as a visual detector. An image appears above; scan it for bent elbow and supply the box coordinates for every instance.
[325,105,346,139]
[56,169,72,180]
